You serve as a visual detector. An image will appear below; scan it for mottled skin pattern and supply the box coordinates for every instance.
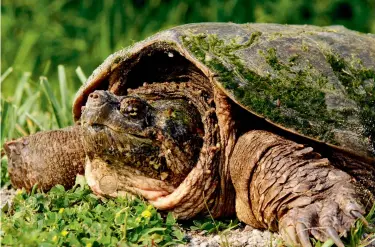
[230,131,368,247]
[4,127,85,190]
[3,24,375,247]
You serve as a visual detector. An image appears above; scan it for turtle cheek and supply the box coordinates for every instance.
[85,154,173,200]
[85,157,129,198]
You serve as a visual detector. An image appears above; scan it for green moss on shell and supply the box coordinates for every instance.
[181,33,375,152]
[325,52,375,153]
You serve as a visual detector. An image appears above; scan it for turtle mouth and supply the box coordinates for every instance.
[85,157,175,200]
[88,175,174,201]
[84,123,150,140]
[133,187,171,201]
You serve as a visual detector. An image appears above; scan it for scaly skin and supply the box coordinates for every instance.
[4,126,85,191]
[230,130,371,247]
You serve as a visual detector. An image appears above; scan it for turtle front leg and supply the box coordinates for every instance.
[230,130,372,247]
[3,126,85,191]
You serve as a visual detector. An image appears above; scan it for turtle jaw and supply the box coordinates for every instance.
[84,154,175,200]
[83,150,211,215]
[81,123,183,201]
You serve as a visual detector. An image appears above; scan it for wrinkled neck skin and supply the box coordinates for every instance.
[133,83,237,219]
[81,81,237,219]
[4,126,86,191]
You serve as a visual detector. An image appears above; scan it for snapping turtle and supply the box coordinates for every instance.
[4,23,375,247]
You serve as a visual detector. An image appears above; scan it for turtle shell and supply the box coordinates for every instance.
[73,23,375,159]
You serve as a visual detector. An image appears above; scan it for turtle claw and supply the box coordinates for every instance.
[278,181,368,247]
[283,225,298,246]
[327,227,344,247]
[296,223,312,247]
[351,210,369,227]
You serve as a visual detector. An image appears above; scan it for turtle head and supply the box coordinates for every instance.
[80,90,203,201]
[81,90,153,134]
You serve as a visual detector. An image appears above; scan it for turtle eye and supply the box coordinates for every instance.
[120,97,149,119]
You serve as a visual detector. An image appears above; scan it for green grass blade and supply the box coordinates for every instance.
[75,66,87,84]
[0,100,10,142]
[321,239,334,247]
[1,101,17,144]
[17,92,41,115]
[5,105,17,145]
[58,65,68,113]
[12,32,39,69]
[40,76,63,128]
[25,113,45,132]
[0,67,13,84]
[14,72,31,107]
[43,60,51,75]
[16,92,41,126]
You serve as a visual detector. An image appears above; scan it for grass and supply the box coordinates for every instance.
[1,175,186,246]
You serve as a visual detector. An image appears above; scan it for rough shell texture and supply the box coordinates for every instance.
[74,23,375,158]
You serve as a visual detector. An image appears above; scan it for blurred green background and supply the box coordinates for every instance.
[2,0,375,95]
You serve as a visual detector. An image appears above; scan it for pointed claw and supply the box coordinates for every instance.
[296,222,312,247]
[351,210,369,227]
[327,227,344,247]
[283,225,298,246]
[311,229,325,242]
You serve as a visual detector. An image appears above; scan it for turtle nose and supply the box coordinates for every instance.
[89,92,100,99]
[86,91,109,107]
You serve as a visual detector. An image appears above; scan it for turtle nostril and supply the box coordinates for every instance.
[89,93,99,99]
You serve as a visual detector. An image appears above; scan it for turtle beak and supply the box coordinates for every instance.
[80,91,121,128]
[86,91,120,108]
